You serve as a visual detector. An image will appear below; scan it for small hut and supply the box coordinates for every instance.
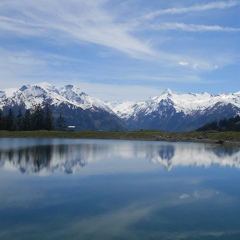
[67,126,76,131]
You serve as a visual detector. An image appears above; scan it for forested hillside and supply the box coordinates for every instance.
[0,104,66,131]
[196,115,240,132]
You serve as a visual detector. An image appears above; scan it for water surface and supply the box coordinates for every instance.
[0,138,240,240]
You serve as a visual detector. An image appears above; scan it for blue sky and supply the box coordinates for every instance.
[0,0,239,101]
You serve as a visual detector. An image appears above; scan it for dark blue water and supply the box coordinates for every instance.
[0,138,240,240]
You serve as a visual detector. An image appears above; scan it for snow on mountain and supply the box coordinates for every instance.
[109,89,240,120]
[107,89,240,131]
[0,82,112,112]
[1,83,239,131]
[0,82,128,131]
[106,100,137,119]
[57,84,113,111]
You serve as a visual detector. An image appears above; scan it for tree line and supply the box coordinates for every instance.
[196,115,240,132]
[0,104,66,131]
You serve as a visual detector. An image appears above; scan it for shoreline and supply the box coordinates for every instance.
[0,130,240,147]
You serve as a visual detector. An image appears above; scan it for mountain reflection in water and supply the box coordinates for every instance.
[1,139,240,240]
[0,139,239,174]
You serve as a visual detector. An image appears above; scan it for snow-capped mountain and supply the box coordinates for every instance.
[1,83,240,131]
[0,82,111,112]
[107,88,240,131]
[0,82,128,131]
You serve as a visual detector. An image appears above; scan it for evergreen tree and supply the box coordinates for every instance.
[23,109,32,131]
[228,117,236,131]
[234,121,240,131]
[44,103,54,130]
[56,112,66,131]
[16,108,24,131]
[197,115,240,132]
[219,118,227,130]
[232,115,240,131]
[6,108,15,131]
[32,104,44,130]
[0,109,3,130]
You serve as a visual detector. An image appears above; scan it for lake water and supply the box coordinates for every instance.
[0,138,240,240]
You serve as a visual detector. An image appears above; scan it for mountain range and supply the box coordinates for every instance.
[108,88,240,131]
[0,82,128,131]
[0,82,240,131]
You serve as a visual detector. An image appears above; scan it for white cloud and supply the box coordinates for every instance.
[148,22,240,32]
[178,61,189,66]
[193,63,200,69]
[179,194,190,199]
[0,0,154,59]
[0,48,47,85]
[0,0,238,97]
[144,1,239,19]
[0,0,237,68]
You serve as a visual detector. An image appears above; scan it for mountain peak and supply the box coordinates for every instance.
[35,82,52,90]
[162,88,173,96]
[151,88,174,102]
[1,82,240,132]
[64,84,74,90]
[19,85,29,92]
[0,82,129,131]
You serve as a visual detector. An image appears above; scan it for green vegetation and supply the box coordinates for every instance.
[197,115,240,132]
[0,129,239,146]
[1,108,240,146]
[0,105,66,131]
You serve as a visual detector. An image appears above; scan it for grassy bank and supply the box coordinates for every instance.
[0,130,240,146]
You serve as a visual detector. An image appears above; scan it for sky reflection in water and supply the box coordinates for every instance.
[0,138,240,240]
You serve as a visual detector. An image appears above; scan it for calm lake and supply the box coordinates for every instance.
[0,138,240,240]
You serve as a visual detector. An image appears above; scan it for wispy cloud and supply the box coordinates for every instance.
[0,0,154,59]
[144,1,239,19]
[147,22,240,32]
[0,0,239,97]
[0,0,238,66]
[178,61,189,66]
[0,48,46,84]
